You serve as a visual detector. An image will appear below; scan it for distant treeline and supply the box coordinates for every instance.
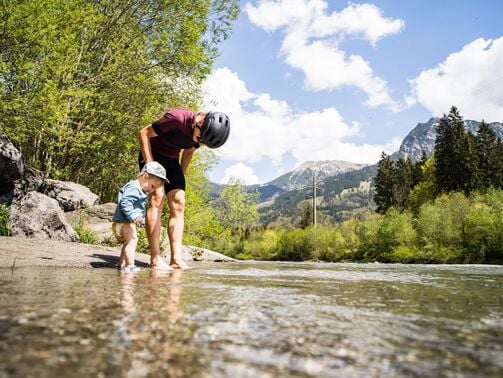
[220,189,502,263]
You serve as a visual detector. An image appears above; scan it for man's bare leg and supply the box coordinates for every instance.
[166,189,190,269]
[146,186,172,270]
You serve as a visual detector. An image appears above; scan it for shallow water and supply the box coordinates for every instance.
[0,262,502,377]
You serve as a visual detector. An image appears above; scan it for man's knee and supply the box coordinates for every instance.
[149,190,165,209]
[168,190,185,214]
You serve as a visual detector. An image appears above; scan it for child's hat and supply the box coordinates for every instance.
[141,162,169,182]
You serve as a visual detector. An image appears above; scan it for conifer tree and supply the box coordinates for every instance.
[434,106,477,194]
[374,152,394,214]
[412,151,428,187]
[392,158,413,211]
[475,121,502,189]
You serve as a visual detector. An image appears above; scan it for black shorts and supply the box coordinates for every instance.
[138,152,185,193]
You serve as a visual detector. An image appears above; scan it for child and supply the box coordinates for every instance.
[112,162,168,272]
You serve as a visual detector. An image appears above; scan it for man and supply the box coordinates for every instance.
[139,108,230,270]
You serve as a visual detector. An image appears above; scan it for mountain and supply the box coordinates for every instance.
[395,117,503,161]
[268,160,366,191]
[246,160,366,201]
[258,164,377,225]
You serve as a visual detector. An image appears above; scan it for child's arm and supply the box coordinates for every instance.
[119,189,145,223]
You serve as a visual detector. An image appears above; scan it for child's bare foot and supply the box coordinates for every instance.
[170,259,190,270]
[150,256,174,271]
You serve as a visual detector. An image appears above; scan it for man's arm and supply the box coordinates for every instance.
[138,124,158,162]
[180,147,196,174]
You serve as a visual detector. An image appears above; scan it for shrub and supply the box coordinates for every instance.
[277,228,314,261]
[0,204,10,236]
[73,213,98,244]
[416,193,469,249]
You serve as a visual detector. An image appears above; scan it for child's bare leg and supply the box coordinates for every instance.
[119,247,126,268]
[121,223,138,267]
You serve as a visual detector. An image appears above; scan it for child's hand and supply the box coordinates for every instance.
[135,217,145,228]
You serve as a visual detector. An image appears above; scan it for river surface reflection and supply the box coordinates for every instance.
[0,262,502,377]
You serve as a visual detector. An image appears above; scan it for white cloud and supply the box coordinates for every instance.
[222,163,259,185]
[408,36,503,122]
[202,67,398,172]
[245,0,404,110]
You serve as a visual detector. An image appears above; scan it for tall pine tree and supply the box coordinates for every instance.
[374,152,394,214]
[475,121,503,189]
[392,158,413,211]
[434,106,478,194]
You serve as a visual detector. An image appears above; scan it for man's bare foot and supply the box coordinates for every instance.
[170,259,190,270]
[150,255,174,271]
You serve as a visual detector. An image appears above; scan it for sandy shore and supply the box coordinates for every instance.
[0,236,155,269]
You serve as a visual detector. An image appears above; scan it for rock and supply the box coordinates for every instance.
[0,132,24,202]
[9,191,79,242]
[42,179,99,211]
[65,203,116,243]
[166,245,236,262]
[12,167,46,201]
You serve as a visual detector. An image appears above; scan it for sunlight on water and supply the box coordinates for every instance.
[0,262,502,377]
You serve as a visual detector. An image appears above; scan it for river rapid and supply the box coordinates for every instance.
[0,262,502,377]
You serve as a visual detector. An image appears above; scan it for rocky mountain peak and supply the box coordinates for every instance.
[397,118,503,161]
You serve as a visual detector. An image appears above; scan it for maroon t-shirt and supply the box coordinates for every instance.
[150,108,197,159]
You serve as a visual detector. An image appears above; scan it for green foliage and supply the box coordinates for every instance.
[374,152,394,214]
[434,107,478,194]
[216,177,259,233]
[73,214,98,244]
[374,153,427,214]
[0,0,238,201]
[361,208,416,261]
[475,121,503,189]
[407,156,436,213]
[276,228,315,261]
[183,150,227,248]
[220,189,503,264]
[0,204,10,236]
[416,193,469,250]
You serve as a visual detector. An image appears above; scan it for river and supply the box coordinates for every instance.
[0,262,502,377]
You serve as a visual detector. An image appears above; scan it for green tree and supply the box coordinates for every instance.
[434,107,478,194]
[216,178,259,235]
[299,202,313,229]
[408,156,436,213]
[0,0,238,200]
[411,151,428,187]
[392,158,413,211]
[475,121,503,189]
[182,150,226,249]
[374,152,394,214]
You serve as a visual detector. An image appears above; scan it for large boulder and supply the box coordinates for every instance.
[65,203,116,243]
[0,132,24,202]
[42,179,99,211]
[12,166,46,200]
[9,191,79,242]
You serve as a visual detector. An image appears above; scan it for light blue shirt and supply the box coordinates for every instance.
[112,180,147,222]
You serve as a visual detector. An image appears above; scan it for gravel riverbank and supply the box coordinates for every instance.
[0,236,234,269]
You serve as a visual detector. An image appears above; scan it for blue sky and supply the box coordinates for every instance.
[202,0,503,185]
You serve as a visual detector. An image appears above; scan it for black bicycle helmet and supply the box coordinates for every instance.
[199,111,230,148]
